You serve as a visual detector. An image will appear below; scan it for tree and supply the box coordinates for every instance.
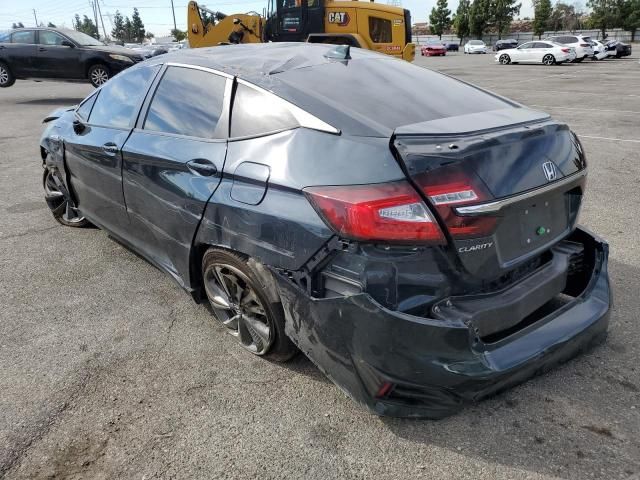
[171,28,187,41]
[145,32,155,40]
[12,22,25,29]
[124,17,133,42]
[454,0,471,41]
[74,14,99,39]
[586,0,618,37]
[429,0,452,38]
[111,10,126,41]
[131,8,146,43]
[493,0,521,38]
[533,0,552,38]
[620,0,640,41]
[469,0,492,37]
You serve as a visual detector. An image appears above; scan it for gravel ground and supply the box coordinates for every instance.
[0,52,639,480]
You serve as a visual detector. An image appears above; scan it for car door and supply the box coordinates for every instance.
[513,42,534,62]
[37,30,83,78]
[3,30,38,76]
[120,64,230,283]
[64,64,160,237]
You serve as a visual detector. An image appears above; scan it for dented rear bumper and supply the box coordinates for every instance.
[275,226,611,418]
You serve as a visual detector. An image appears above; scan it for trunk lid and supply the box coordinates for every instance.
[392,107,587,280]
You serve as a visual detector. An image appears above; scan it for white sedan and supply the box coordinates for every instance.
[591,40,608,60]
[495,41,575,66]
[464,40,487,54]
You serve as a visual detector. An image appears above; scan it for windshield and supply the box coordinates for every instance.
[426,40,442,45]
[469,40,483,45]
[61,30,104,46]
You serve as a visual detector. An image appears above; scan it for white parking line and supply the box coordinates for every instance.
[529,105,640,115]
[579,135,640,143]
[500,88,640,97]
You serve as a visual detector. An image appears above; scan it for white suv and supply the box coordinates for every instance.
[546,35,594,62]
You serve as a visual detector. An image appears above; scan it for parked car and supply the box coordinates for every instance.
[0,28,143,88]
[443,41,459,52]
[496,41,575,65]
[590,40,608,60]
[130,45,169,59]
[39,43,610,419]
[421,39,447,56]
[494,39,518,51]
[545,34,594,62]
[464,39,487,54]
[603,40,632,58]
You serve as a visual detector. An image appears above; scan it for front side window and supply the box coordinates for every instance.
[369,17,392,43]
[231,83,298,138]
[39,31,65,45]
[518,42,534,49]
[89,65,159,129]
[76,93,98,120]
[11,30,35,44]
[144,66,226,138]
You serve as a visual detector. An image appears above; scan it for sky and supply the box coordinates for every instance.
[0,0,535,37]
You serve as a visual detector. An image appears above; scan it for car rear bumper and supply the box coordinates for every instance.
[275,226,610,418]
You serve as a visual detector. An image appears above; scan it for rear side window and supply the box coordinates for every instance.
[535,42,552,48]
[76,93,98,120]
[566,36,578,43]
[144,66,226,138]
[369,17,392,43]
[231,83,298,138]
[89,65,159,129]
[11,30,35,44]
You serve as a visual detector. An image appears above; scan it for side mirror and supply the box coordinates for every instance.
[61,40,75,48]
[72,118,86,134]
[233,18,241,25]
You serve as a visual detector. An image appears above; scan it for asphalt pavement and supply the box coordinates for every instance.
[0,53,639,479]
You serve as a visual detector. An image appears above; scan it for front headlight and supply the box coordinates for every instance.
[109,54,134,63]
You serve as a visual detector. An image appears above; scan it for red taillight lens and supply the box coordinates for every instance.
[304,181,445,244]
[562,48,570,53]
[417,169,499,239]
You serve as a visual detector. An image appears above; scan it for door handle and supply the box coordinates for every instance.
[102,143,119,155]
[38,47,47,52]
[187,159,218,176]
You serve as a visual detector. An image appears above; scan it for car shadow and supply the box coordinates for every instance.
[376,257,639,478]
[17,97,85,106]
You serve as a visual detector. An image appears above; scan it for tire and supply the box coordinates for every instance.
[88,64,110,88]
[43,167,90,227]
[499,54,511,65]
[0,62,15,88]
[202,248,298,362]
[573,56,584,63]
[543,54,555,66]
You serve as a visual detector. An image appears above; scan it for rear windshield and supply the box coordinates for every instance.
[276,58,512,135]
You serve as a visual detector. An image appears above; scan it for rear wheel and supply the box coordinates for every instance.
[542,54,555,66]
[43,167,89,227]
[88,64,110,88]
[202,249,298,362]
[499,54,511,65]
[0,62,15,88]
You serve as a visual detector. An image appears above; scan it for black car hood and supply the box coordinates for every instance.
[82,45,139,57]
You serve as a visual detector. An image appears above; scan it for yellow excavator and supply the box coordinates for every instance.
[187,0,415,61]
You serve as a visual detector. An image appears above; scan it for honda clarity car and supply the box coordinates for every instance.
[496,40,575,65]
[40,43,611,418]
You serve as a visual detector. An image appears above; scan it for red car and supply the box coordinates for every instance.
[421,42,447,56]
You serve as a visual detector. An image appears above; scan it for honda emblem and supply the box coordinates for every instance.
[542,161,557,181]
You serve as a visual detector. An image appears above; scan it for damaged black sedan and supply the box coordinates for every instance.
[40,43,611,418]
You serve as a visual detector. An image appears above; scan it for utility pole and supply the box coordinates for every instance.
[33,9,38,26]
[91,0,100,37]
[96,0,108,40]
[171,0,177,31]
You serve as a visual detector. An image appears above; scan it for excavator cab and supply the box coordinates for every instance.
[265,0,325,42]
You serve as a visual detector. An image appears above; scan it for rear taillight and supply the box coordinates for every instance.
[304,181,445,244]
[562,48,570,53]
[415,168,498,239]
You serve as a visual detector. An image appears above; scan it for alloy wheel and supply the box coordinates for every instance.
[543,55,554,65]
[204,263,274,355]
[90,68,109,86]
[0,66,8,85]
[43,168,86,225]
[500,54,510,65]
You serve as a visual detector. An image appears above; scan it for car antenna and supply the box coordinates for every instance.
[324,44,351,62]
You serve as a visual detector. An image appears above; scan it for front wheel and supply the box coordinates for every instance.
[43,168,89,227]
[499,54,511,65]
[0,62,15,88]
[202,249,298,362]
[88,64,110,88]
[543,54,555,66]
